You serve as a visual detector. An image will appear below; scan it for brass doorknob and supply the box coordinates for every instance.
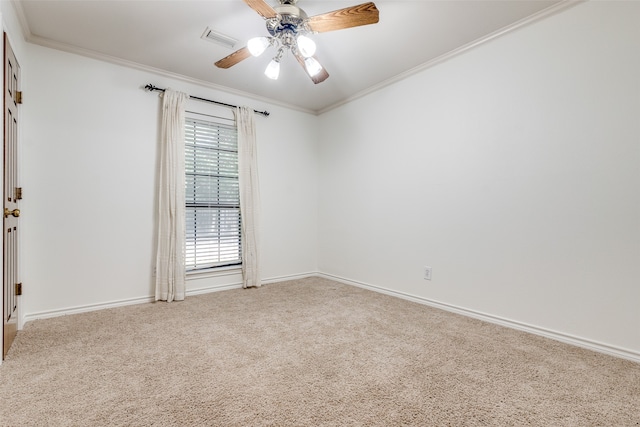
[4,208,20,218]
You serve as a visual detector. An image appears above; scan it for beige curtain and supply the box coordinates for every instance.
[155,89,189,301]
[236,106,261,288]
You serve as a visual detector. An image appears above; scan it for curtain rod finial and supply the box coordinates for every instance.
[144,84,163,92]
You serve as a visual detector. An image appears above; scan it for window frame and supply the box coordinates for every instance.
[184,111,242,273]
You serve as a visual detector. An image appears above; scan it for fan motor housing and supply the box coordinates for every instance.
[268,4,308,36]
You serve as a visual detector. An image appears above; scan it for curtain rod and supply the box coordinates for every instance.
[143,84,270,117]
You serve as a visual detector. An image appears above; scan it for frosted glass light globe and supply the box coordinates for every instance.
[247,37,270,57]
[296,35,316,58]
[264,59,281,80]
[304,57,322,77]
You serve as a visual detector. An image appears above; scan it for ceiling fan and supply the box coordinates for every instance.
[214,0,379,84]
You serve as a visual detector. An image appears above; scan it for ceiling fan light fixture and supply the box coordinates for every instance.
[304,56,322,77]
[214,0,380,84]
[264,58,281,79]
[247,36,270,57]
[296,34,316,58]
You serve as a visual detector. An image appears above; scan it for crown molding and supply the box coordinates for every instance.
[9,0,31,40]
[27,34,316,115]
[317,0,585,115]
[10,0,583,116]
[22,34,316,116]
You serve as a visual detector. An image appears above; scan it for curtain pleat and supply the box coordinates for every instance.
[155,89,189,301]
[236,106,261,288]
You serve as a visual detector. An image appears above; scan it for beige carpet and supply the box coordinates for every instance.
[0,277,638,426]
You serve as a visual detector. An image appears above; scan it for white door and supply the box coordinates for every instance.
[3,33,21,359]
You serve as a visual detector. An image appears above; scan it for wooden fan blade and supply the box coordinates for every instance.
[242,0,277,19]
[307,2,379,33]
[295,54,329,84]
[215,47,251,69]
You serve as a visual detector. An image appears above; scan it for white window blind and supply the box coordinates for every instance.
[185,116,241,271]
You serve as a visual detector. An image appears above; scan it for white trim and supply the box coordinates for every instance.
[261,271,318,285]
[186,265,242,280]
[22,285,244,324]
[317,273,640,364]
[23,34,315,116]
[21,271,318,324]
[23,295,156,323]
[11,0,583,116]
[185,271,319,296]
[9,0,31,41]
[316,0,584,115]
[186,282,243,297]
[18,270,640,363]
[186,271,318,296]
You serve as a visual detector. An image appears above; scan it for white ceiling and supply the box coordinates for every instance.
[16,0,565,113]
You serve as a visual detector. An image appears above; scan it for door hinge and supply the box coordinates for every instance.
[15,187,22,200]
[15,282,22,296]
[15,91,23,104]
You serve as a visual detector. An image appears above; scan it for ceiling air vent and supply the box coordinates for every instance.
[201,27,238,49]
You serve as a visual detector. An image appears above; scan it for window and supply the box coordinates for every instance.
[185,116,241,271]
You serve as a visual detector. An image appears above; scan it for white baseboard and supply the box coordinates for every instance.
[21,271,638,363]
[261,271,318,285]
[317,273,640,364]
[23,295,156,323]
[187,271,318,295]
[21,271,319,325]
[186,282,244,296]
[23,286,243,324]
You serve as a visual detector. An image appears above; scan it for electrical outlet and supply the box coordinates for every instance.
[424,266,432,281]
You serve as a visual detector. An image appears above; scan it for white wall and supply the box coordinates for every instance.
[318,1,640,356]
[4,0,639,360]
[20,44,318,318]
